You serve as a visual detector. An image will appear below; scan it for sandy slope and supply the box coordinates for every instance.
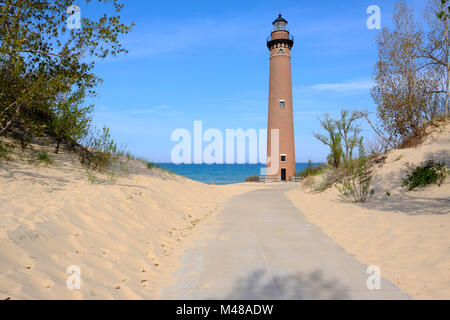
[0,141,259,299]
[286,122,450,300]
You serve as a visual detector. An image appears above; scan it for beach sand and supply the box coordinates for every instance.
[286,122,450,300]
[0,140,261,299]
[1,121,448,300]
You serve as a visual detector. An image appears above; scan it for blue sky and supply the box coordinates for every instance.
[83,0,428,162]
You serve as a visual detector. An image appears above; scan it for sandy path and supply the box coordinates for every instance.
[284,122,450,300]
[159,184,409,300]
[286,185,450,300]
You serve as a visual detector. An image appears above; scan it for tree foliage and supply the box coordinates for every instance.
[372,1,449,145]
[314,110,365,168]
[0,0,133,153]
[424,0,450,117]
[314,113,343,168]
[437,0,450,21]
[50,87,93,153]
[335,109,364,161]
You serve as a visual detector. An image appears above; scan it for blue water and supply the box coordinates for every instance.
[156,163,312,185]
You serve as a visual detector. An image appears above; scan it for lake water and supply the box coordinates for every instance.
[156,163,312,185]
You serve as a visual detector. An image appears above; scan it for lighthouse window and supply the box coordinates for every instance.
[278,48,284,55]
[281,154,287,162]
[280,100,285,108]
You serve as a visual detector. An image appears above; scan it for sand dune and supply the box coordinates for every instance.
[0,141,259,299]
[1,122,448,300]
[286,122,450,300]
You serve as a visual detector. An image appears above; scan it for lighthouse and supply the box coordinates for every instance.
[266,14,296,181]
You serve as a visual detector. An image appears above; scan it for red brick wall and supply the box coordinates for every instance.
[266,30,296,179]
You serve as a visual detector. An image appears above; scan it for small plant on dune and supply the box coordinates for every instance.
[0,141,10,160]
[337,140,375,203]
[80,126,120,172]
[119,158,129,174]
[245,175,260,182]
[86,170,97,184]
[402,160,447,190]
[144,161,163,170]
[314,167,341,192]
[126,152,135,161]
[37,151,53,166]
[301,175,316,188]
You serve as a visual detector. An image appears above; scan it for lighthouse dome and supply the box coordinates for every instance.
[273,14,288,31]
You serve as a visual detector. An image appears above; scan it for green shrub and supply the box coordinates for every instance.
[336,140,375,203]
[402,160,447,190]
[49,88,93,154]
[245,175,260,182]
[80,126,120,172]
[297,160,327,178]
[37,151,53,166]
[126,152,135,161]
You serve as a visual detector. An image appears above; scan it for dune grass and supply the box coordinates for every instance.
[37,151,53,166]
[0,141,10,160]
[297,161,328,179]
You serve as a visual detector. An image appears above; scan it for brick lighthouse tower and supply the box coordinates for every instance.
[266,14,296,181]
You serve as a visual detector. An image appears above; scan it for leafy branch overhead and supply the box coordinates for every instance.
[372,0,449,146]
[0,0,134,162]
[437,0,450,20]
[314,110,364,168]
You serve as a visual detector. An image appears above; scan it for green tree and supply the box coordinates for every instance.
[423,0,450,117]
[372,2,433,142]
[335,109,364,161]
[314,113,343,168]
[50,87,93,154]
[0,0,134,139]
[372,1,447,145]
[437,0,450,21]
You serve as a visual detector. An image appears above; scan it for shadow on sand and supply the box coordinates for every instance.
[218,269,350,300]
[364,193,450,216]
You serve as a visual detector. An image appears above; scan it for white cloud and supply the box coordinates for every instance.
[298,78,374,94]
[120,17,262,59]
[127,109,154,115]
[97,105,183,117]
[126,106,183,117]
